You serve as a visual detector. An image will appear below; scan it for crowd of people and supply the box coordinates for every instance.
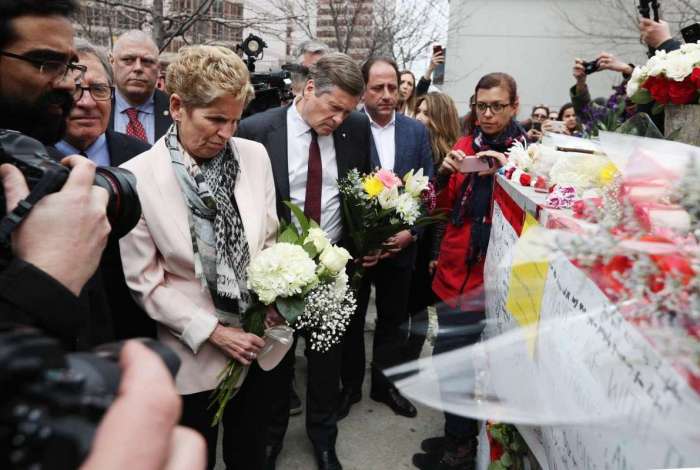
[0,0,693,470]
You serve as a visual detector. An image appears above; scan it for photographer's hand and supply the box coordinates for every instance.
[640,18,672,49]
[0,156,110,296]
[573,59,587,92]
[596,52,634,75]
[81,341,206,470]
[423,49,445,81]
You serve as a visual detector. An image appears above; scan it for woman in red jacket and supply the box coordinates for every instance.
[413,73,528,470]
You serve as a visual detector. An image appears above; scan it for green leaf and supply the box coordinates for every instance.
[276,296,305,324]
[501,451,513,466]
[284,201,310,234]
[242,303,267,336]
[278,225,299,244]
[651,102,665,115]
[631,88,653,105]
[488,462,507,470]
[302,242,318,259]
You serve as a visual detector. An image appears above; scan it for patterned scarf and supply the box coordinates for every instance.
[166,126,251,325]
[451,120,528,267]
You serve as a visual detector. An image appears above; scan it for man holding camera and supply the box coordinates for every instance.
[0,3,206,469]
[0,0,114,350]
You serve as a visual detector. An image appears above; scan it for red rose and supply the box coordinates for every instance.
[668,77,698,105]
[534,176,547,189]
[691,68,700,89]
[519,173,532,186]
[642,76,670,104]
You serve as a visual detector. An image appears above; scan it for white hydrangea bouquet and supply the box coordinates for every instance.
[626,42,700,109]
[338,168,441,287]
[210,202,356,425]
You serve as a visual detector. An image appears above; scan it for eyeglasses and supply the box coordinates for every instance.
[532,113,548,120]
[74,84,114,101]
[0,50,87,82]
[475,102,511,114]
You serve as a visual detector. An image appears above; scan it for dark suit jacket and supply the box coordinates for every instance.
[237,106,371,251]
[108,88,172,143]
[101,131,157,339]
[369,112,434,268]
[54,131,155,343]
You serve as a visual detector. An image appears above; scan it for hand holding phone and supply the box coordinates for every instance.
[456,156,492,174]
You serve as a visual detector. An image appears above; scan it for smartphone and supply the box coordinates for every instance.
[548,121,566,133]
[681,23,700,44]
[433,44,443,54]
[456,156,492,173]
[532,121,542,132]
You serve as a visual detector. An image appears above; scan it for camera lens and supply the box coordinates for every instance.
[94,167,141,239]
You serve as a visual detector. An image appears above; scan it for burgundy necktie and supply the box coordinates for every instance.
[304,129,322,224]
[125,107,148,142]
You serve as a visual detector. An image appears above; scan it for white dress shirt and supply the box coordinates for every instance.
[287,101,342,243]
[367,110,396,170]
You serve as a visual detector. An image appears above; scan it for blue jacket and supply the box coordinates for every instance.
[368,112,434,268]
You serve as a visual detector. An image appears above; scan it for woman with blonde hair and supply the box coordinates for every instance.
[119,45,282,469]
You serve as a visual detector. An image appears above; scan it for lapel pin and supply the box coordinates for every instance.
[342,132,347,139]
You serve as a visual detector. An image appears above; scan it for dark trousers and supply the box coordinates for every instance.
[434,302,485,440]
[342,258,413,394]
[180,363,279,470]
[264,332,343,452]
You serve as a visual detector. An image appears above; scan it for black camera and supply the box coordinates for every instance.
[0,129,141,241]
[237,34,294,117]
[583,59,600,75]
[0,324,180,470]
[681,23,700,44]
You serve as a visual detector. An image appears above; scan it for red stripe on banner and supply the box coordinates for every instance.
[494,183,525,236]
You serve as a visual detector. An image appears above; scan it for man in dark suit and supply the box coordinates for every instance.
[237,52,371,470]
[108,30,171,145]
[55,40,155,341]
[339,57,434,421]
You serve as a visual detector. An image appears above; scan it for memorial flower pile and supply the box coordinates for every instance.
[627,43,700,107]
[338,168,442,286]
[211,202,356,424]
[559,156,700,392]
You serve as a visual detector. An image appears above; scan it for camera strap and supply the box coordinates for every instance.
[0,173,59,249]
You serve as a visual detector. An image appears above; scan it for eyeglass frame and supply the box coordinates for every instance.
[475,101,513,115]
[73,84,114,102]
[0,50,87,83]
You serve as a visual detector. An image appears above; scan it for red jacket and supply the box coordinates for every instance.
[432,135,490,312]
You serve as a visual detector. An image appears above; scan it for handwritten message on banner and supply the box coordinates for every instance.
[484,197,700,470]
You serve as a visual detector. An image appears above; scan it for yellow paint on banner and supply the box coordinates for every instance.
[505,212,549,356]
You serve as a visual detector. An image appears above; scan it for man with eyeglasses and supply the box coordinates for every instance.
[109,30,172,145]
[55,39,155,341]
[57,40,149,170]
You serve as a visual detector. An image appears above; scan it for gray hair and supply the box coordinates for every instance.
[309,52,364,98]
[113,30,159,56]
[74,38,113,84]
[296,40,329,63]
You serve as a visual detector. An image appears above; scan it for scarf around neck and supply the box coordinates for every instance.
[166,125,251,325]
[451,121,528,267]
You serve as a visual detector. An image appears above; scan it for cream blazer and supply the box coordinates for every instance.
[119,137,278,395]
